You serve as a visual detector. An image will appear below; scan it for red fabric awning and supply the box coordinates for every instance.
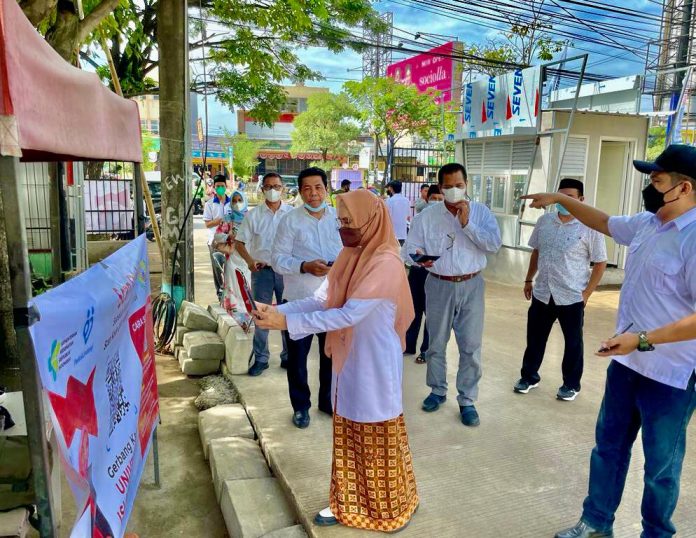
[0,0,142,163]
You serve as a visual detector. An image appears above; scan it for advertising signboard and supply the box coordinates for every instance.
[387,41,464,105]
[29,236,158,538]
[462,66,542,138]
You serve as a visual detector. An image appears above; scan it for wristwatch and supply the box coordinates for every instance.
[637,331,655,352]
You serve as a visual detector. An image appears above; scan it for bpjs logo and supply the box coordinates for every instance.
[48,340,61,382]
[83,306,95,344]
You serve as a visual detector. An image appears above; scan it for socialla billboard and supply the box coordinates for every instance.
[386,41,463,104]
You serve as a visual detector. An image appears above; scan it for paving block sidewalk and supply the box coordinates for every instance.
[193,219,696,538]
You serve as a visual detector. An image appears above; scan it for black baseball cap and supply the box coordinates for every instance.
[633,144,696,178]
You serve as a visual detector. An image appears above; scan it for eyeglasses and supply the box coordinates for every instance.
[262,185,283,192]
[446,233,455,250]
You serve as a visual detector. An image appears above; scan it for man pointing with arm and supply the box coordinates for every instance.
[524,144,696,538]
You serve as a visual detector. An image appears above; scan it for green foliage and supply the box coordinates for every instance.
[290,93,360,162]
[207,0,386,125]
[344,77,443,181]
[141,134,159,172]
[223,132,263,178]
[647,126,666,160]
[344,77,442,145]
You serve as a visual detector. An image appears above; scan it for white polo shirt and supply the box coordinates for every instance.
[203,195,231,245]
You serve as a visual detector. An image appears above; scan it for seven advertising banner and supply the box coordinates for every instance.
[462,66,542,138]
[29,235,159,538]
[387,41,464,104]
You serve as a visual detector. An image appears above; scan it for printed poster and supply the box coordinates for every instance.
[29,235,159,538]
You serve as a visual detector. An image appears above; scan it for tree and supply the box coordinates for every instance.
[20,0,122,63]
[223,133,263,179]
[647,126,666,160]
[344,77,442,183]
[290,93,361,167]
[141,134,159,172]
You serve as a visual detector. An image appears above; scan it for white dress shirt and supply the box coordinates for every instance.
[529,212,608,306]
[405,201,502,276]
[235,202,293,266]
[607,208,696,390]
[271,206,343,302]
[279,280,404,423]
[202,195,231,245]
[386,193,411,240]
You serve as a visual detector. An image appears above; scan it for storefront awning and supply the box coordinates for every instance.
[0,0,142,163]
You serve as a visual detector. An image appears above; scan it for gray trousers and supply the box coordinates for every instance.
[425,273,485,407]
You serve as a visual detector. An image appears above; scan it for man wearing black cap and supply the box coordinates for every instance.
[514,178,607,402]
[523,144,696,538]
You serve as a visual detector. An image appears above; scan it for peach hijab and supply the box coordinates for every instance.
[324,190,415,374]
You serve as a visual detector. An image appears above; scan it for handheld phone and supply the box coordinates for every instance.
[327,261,335,267]
[410,253,441,264]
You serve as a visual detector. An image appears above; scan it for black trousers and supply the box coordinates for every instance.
[283,330,333,413]
[208,244,224,295]
[405,265,429,354]
[521,296,585,391]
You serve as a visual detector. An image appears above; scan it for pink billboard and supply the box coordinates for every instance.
[386,42,462,104]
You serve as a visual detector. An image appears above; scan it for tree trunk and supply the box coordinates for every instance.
[44,1,81,63]
[0,186,20,391]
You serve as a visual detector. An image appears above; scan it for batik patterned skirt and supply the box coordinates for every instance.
[329,414,419,532]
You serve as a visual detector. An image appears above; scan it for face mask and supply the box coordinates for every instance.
[642,183,682,214]
[233,202,245,212]
[265,189,282,203]
[339,227,362,247]
[556,203,571,216]
[443,186,466,204]
[304,202,327,213]
[215,186,226,197]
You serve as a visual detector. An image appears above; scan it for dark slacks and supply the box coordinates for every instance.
[581,361,696,537]
[520,295,585,390]
[405,265,429,354]
[283,330,332,413]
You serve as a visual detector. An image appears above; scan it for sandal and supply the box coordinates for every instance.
[415,354,426,364]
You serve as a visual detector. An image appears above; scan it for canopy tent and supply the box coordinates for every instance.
[0,2,144,534]
[0,0,142,162]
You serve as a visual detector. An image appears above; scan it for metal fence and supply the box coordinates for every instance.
[84,161,136,239]
[391,146,445,214]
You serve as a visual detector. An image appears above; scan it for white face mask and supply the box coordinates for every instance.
[443,186,467,204]
[264,189,282,203]
[233,202,245,212]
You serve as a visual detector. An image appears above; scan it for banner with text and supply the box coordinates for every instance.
[387,41,464,105]
[29,235,158,538]
[462,66,542,138]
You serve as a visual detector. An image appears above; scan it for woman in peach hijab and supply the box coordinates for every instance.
[254,189,419,532]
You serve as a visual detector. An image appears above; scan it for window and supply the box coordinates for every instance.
[492,176,507,211]
[284,98,300,114]
[484,176,493,209]
[150,120,159,134]
[511,175,527,214]
[470,174,482,201]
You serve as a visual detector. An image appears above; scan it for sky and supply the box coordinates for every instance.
[200,0,666,133]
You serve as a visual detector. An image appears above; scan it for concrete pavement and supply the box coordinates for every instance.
[193,217,696,538]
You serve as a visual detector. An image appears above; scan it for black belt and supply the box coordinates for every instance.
[430,271,480,283]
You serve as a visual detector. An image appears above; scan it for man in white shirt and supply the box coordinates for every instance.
[385,180,411,245]
[272,167,343,429]
[414,183,430,214]
[235,172,293,376]
[203,174,231,297]
[407,163,502,427]
[514,178,607,402]
[523,145,696,538]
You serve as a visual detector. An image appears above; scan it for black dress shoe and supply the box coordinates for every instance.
[248,361,269,377]
[292,410,310,429]
[555,520,613,537]
[459,405,480,427]
[280,360,288,369]
[422,393,446,412]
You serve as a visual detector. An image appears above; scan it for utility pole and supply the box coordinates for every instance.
[158,0,191,305]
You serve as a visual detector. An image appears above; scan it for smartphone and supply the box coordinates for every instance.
[410,253,441,264]
[327,261,335,267]
[597,344,617,353]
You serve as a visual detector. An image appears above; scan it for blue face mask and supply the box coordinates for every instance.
[556,203,571,216]
[304,202,327,213]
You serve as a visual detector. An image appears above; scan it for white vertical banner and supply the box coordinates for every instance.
[29,235,159,538]
[463,66,541,138]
